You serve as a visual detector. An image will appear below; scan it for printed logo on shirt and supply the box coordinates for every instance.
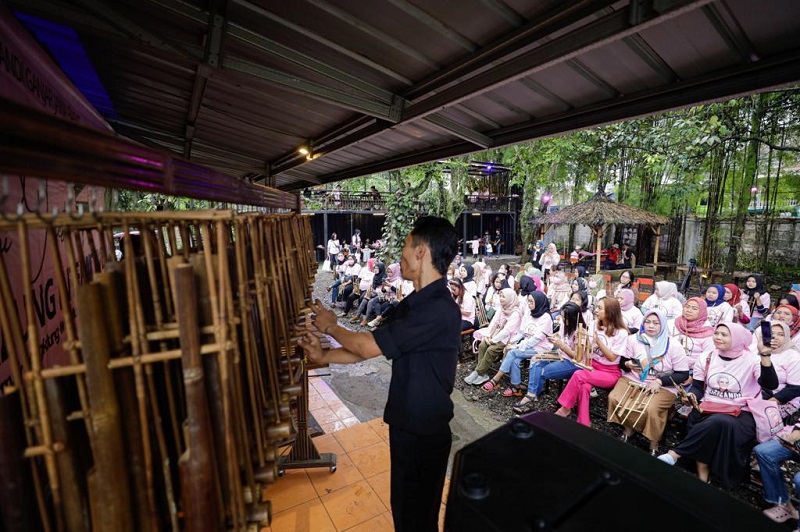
[706,372,743,399]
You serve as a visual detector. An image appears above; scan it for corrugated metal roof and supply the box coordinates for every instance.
[11,0,800,191]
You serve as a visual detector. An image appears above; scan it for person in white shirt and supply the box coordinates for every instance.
[641,281,683,326]
[326,233,341,264]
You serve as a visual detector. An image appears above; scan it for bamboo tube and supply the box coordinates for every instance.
[44,378,90,532]
[76,282,134,531]
[17,221,63,531]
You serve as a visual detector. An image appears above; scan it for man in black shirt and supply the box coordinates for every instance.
[299,216,460,532]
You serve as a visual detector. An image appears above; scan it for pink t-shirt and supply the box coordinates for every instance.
[706,302,733,327]
[668,324,715,371]
[622,307,643,330]
[693,350,762,407]
[769,347,800,392]
[624,339,690,395]
[515,314,554,352]
[591,326,629,366]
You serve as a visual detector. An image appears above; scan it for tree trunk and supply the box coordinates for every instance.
[725,94,766,273]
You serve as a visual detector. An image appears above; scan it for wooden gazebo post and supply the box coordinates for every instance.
[650,224,661,267]
[593,224,604,273]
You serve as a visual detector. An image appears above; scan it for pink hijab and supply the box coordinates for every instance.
[674,297,714,338]
[386,263,401,282]
[500,288,518,313]
[715,323,753,359]
[618,288,635,311]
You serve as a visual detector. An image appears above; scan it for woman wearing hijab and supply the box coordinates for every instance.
[472,262,486,296]
[482,292,553,395]
[541,243,560,281]
[465,288,522,386]
[758,321,800,413]
[608,309,690,455]
[763,304,800,347]
[743,274,771,332]
[658,323,779,486]
[547,266,571,312]
[555,298,629,426]
[723,283,750,325]
[513,302,587,414]
[704,284,733,327]
[669,297,715,372]
[642,281,683,325]
[754,321,800,524]
[459,264,478,297]
[617,288,644,330]
[350,262,386,326]
[343,258,376,317]
[778,293,799,310]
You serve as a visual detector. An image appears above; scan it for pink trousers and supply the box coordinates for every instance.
[557,360,621,426]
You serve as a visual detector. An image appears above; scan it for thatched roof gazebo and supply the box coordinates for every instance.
[532,193,670,273]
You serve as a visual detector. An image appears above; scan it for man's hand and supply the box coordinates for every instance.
[310,299,337,335]
[297,330,325,364]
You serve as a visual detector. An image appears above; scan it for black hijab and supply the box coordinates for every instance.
[519,275,536,297]
[744,274,765,296]
[530,291,551,318]
[372,262,386,288]
[462,264,475,283]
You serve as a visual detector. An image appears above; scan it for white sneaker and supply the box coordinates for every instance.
[589,387,598,398]
[367,318,380,327]
[657,453,676,465]
[472,374,491,386]
[464,370,479,384]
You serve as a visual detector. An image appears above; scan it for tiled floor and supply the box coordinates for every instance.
[262,377,450,531]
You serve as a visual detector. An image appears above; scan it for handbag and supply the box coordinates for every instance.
[697,401,741,417]
[322,259,332,271]
[746,397,785,442]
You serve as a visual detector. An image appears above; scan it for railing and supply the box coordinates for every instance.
[462,195,520,212]
[300,191,423,212]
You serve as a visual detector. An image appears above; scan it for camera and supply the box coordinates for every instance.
[688,258,696,266]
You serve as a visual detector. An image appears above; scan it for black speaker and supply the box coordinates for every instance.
[444,412,780,531]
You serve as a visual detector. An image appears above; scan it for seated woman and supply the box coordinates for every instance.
[608,309,690,455]
[482,292,553,395]
[723,283,750,326]
[613,270,638,300]
[448,278,477,331]
[513,302,587,414]
[703,284,733,327]
[547,266,571,312]
[658,323,778,486]
[778,293,799,311]
[460,264,478,297]
[341,258,375,317]
[749,304,800,354]
[464,288,522,386]
[743,273,771,332]
[668,297,715,373]
[641,281,683,325]
[569,290,594,330]
[350,262,385,326]
[617,288,644,330]
[483,273,505,322]
[555,297,629,426]
[759,321,800,417]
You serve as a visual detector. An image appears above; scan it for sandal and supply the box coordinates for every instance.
[513,397,538,415]
[482,378,500,392]
[502,385,525,398]
[763,505,799,523]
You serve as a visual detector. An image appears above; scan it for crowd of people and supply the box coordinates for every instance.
[323,244,800,524]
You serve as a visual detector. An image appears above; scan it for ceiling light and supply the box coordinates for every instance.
[298,147,310,155]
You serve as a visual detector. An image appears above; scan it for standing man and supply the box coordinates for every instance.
[298,216,460,532]
[493,228,503,255]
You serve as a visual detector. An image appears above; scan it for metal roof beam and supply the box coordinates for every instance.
[185,0,227,158]
[222,57,397,120]
[404,0,713,121]
[475,0,524,26]
[229,0,412,85]
[316,47,800,185]
[385,0,476,52]
[423,115,494,149]
[307,0,440,69]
